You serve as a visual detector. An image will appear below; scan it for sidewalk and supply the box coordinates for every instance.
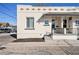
[0,35,79,55]
[1,39,79,55]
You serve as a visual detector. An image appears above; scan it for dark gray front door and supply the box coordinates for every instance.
[52,19,55,29]
[63,19,67,28]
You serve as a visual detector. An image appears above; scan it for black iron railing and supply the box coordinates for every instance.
[52,28,78,35]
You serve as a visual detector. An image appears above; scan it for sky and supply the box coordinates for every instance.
[0,3,79,25]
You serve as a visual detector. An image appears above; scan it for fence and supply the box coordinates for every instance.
[0,28,11,33]
[52,28,78,35]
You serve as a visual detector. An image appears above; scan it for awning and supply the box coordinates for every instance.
[44,12,79,16]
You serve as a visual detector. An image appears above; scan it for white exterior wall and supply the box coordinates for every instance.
[72,16,79,34]
[17,13,51,39]
[17,6,52,39]
[17,5,79,39]
[53,35,77,40]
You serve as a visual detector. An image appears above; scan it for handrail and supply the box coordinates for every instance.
[52,28,78,35]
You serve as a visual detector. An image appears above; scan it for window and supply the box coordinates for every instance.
[76,20,79,26]
[63,20,67,28]
[26,17,34,29]
[69,17,72,20]
[44,20,49,26]
[52,19,55,28]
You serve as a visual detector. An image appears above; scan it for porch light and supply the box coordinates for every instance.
[20,8,24,10]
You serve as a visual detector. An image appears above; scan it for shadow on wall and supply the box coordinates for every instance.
[0,47,6,50]
[13,38,45,42]
[10,34,17,39]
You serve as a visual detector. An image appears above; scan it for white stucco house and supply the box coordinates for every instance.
[17,5,79,40]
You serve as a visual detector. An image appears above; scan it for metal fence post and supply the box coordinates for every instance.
[64,28,66,34]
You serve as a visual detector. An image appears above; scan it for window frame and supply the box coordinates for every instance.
[44,20,49,26]
[75,20,79,26]
[25,17,34,30]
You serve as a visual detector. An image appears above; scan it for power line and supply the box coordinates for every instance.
[0,4,16,19]
[0,3,16,13]
[0,16,15,18]
[0,4,11,11]
[0,10,16,19]
[0,3,16,19]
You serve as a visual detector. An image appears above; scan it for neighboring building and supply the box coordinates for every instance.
[10,25,17,33]
[0,22,10,27]
[0,22,16,33]
[17,5,79,40]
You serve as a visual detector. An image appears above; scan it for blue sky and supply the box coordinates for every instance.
[0,3,16,25]
[0,3,79,25]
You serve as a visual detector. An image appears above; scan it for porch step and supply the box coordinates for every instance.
[52,35,77,40]
[44,36,53,42]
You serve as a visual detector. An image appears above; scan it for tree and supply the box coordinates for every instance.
[0,23,2,27]
[6,23,10,27]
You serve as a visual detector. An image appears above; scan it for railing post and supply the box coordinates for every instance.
[64,28,66,34]
[72,28,77,35]
[52,29,54,34]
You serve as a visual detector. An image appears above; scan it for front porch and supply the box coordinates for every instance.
[42,13,79,35]
[40,13,79,40]
[52,28,77,35]
[46,28,78,40]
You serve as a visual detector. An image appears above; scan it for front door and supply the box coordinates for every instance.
[51,19,55,34]
[63,17,72,28]
[63,17,72,34]
[63,19,67,28]
[52,19,55,29]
